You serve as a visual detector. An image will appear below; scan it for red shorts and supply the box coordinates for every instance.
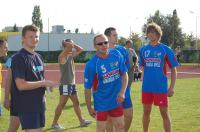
[96,105,123,121]
[142,92,168,107]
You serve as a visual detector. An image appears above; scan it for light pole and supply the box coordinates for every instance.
[189,11,198,50]
[47,18,50,61]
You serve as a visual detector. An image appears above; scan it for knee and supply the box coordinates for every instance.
[160,111,170,119]
[143,109,151,117]
[58,102,65,108]
[115,121,124,130]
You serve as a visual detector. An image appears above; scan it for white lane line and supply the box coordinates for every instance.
[167,72,200,75]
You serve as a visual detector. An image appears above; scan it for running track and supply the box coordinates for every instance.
[1,64,200,87]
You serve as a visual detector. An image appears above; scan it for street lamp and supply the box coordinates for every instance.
[189,11,198,50]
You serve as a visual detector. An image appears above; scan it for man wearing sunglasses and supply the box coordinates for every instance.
[104,27,132,132]
[84,34,128,132]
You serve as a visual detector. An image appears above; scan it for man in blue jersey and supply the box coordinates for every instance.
[84,34,128,132]
[139,22,178,132]
[11,25,58,131]
[104,27,132,132]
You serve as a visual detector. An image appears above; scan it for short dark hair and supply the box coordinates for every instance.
[62,39,73,47]
[104,27,116,37]
[0,39,7,47]
[22,25,39,37]
[125,40,133,45]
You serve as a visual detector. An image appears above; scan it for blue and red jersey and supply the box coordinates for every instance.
[84,49,127,111]
[139,43,179,93]
[115,45,130,70]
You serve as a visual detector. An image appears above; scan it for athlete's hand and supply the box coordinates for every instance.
[168,87,174,97]
[117,93,125,103]
[43,80,59,88]
[88,108,96,118]
[3,98,10,111]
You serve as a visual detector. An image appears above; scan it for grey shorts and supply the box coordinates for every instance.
[59,84,77,96]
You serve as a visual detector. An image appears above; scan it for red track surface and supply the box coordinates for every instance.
[1,64,200,87]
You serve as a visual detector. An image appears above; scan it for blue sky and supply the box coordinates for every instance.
[0,0,200,37]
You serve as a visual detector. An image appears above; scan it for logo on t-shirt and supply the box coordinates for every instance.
[33,65,43,73]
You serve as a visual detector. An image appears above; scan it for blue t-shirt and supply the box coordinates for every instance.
[84,49,127,111]
[139,43,179,93]
[115,45,130,98]
[115,45,130,69]
[11,48,45,113]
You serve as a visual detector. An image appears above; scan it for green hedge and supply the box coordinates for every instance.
[6,51,96,63]
[179,50,200,63]
[5,50,200,63]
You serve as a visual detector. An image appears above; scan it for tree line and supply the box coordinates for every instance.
[2,6,200,51]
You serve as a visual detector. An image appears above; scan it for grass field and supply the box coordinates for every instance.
[0,78,200,132]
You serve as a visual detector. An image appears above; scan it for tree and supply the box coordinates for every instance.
[75,28,79,33]
[13,23,19,32]
[129,32,142,51]
[142,10,184,49]
[118,36,127,46]
[32,5,43,32]
[167,10,184,49]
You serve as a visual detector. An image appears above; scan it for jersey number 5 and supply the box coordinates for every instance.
[101,65,107,73]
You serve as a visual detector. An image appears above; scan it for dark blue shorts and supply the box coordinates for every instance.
[122,86,133,109]
[10,105,18,116]
[19,112,45,130]
[59,84,77,95]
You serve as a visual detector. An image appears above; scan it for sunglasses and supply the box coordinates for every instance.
[96,41,108,46]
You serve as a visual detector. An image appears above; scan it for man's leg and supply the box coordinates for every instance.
[8,116,20,132]
[124,107,133,132]
[122,86,133,132]
[105,116,114,132]
[111,116,124,132]
[70,95,83,122]
[97,120,107,132]
[25,128,42,132]
[52,96,68,125]
[143,104,152,132]
[159,106,172,132]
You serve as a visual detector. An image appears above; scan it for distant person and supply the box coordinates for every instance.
[0,39,8,116]
[133,66,142,81]
[11,25,58,131]
[139,22,179,132]
[84,34,128,132]
[124,40,138,86]
[175,46,181,64]
[104,27,132,132]
[4,57,21,132]
[51,39,91,130]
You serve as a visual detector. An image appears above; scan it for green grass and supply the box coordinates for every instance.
[1,78,200,132]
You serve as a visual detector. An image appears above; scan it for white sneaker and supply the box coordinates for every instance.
[51,124,65,130]
[80,120,92,127]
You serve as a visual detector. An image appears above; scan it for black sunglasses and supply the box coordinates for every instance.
[96,41,108,46]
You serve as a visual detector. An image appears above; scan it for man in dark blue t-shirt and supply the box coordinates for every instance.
[11,25,57,131]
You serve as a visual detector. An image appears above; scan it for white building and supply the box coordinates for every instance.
[2,26,23,32]
[8,33,96,51]
[51,25,65,33]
